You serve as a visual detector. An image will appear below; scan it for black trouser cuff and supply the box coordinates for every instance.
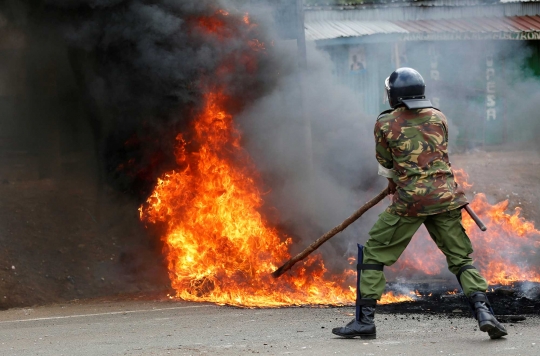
[469,291,490,305]
[357,264,384,271]
[456,265,476,282]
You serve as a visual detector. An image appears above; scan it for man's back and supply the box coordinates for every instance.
[374,106,467,216]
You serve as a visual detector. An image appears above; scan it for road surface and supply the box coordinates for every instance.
[0,298,538,355]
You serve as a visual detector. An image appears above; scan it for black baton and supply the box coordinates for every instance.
[464,205,487,232]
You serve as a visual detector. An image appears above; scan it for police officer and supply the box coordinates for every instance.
[332,68,507,340]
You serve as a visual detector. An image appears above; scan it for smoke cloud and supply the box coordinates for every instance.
[0,0,286,307]
[236,41,384,270]
[235,19,540,283]
[41,0,281,197]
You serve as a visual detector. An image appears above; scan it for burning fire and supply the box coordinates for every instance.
[140,91,359,307]
[140,90,414,306]
[139,8,395,308]
[465,194,540,284]
[380,292,414,304]
[139,10,539,308]
[408,290,432,298]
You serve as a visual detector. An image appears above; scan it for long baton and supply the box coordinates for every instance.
[271,188,388,278]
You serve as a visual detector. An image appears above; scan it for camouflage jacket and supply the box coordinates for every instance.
[374,106,467,216]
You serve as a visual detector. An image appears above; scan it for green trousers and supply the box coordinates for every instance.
[361,208,488,299]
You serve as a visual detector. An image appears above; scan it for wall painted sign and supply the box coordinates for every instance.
[348,45,367,73]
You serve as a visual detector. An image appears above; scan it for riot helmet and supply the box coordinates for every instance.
[385,67,426,108]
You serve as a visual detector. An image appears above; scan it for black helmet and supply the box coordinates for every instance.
[385,67,426,108]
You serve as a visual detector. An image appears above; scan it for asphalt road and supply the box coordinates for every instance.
[0,298,538,356]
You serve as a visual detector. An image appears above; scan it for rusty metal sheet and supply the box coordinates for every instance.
[394,16,540,34]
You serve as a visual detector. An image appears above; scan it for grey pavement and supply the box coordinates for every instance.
[0,299,538,355]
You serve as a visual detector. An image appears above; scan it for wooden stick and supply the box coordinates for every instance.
[271,188,388,278]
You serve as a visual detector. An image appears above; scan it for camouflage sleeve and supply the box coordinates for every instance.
[374,121,393,169]
[437,111,449,142]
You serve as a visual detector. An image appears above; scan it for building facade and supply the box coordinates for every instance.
[305,0,540,148]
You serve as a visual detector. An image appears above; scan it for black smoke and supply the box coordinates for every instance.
[37,0,280,198]
[10,0,378,277]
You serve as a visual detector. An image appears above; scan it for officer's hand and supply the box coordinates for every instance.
[387,178,397,195]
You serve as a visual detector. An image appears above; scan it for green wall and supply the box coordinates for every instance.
[322,40,540,148]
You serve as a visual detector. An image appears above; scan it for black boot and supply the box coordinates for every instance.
[469,292,507,339]
[332,302,376,339]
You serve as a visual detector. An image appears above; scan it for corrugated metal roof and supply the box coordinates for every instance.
[305,15,540,41]
[305,0,537,11]
[304,3,540,22]
[393,15,540,33]
[305,20,408,41]
[305,0,540,11]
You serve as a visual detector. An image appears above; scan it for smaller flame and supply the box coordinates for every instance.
[466,193,540,285]
[380,291,414,304]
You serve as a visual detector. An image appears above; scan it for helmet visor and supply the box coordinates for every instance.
[383,76,390,104]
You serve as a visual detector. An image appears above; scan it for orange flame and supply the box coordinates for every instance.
[138,9,413,308]
[380,291,414,304]
[139,91,412,307]
[141,92,346,307]
[243,13,250,25]
[465,193,540,284]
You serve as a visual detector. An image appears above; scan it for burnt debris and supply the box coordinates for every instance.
[378,281,540,317]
